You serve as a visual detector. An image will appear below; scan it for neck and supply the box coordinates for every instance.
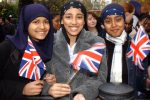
[88,27,98,33]
[68,35,76,47]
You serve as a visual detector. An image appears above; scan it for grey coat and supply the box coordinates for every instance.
[42,29,107,100]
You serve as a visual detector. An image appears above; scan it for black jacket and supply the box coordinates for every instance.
[0,40,31,100]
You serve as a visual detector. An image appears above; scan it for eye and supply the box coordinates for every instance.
[44,20,49,24]
[115,17,122,22]
[77,15,83,19]
[104,19,111,24]
[64,15,72,19]
[32,20,39,24]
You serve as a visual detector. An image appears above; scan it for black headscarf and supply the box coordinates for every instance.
[6,4,54,62]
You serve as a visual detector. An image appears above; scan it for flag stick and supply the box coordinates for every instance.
[67,70,79,84]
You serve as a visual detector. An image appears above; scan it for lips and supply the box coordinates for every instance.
[111,29,119,33]
[70,27,78,32]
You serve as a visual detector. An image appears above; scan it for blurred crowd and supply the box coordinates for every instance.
[0,0,150,99]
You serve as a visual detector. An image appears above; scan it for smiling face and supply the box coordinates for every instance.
[28,17,50,42]
[104,15,125,37]
[87,14,97,28]
[62,8,85,39]
[52,15,60,30]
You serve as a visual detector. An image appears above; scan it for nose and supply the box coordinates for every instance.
[111,19,117,27]
[39,23,45,29]
[72,18,77,25]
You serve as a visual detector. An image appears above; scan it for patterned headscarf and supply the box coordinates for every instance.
[101,3,125,24]
[6,4,54,62]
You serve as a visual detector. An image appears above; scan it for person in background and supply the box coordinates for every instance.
[85,12,99,36]
[138,14,150,36]
[121,2,136,38]
[125,18,133,36]
[146,55,150,98]
[121,2,135,26]
[100,3,149,99]
[42,1,107,100]
[0,16,5,43]
[52,13,61,33]
[0,4,54,99]
[129,0,141,29]
[2,16,16,36]
[140,3,149,15]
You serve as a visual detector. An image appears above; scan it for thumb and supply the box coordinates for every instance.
[32,80,44,85]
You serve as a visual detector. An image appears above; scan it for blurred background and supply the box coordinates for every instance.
[0,0,149,24]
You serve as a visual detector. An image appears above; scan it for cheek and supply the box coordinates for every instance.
[104,24,111,30]
[28,27,33,35]
[87,20,90,25]
[118,20,125,27]
[80,20,85,25]
[45,24,50,30]
[95,20,97,24]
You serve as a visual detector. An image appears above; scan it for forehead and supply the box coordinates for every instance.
[32,17,48,20]
[64,8,83,15]
[88,14,94,17]
[105,15,124,19]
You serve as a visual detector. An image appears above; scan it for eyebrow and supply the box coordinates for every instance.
[64,13,84,16]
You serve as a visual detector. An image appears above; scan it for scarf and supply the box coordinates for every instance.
[106,30,127,83]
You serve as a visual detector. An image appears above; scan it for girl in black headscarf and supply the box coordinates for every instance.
[0,4,54,99]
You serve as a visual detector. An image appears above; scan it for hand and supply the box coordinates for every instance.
[22,80,44,96]
[48,83,71,98]
[73,94,85,100]
[146,65,150,88]
[148,65,150,79]
[44,74,56,85]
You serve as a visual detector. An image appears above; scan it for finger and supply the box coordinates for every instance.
[54,91,70,97]
[44,74,56,80]
[50,89,70,98]
[51,84,70,92]
[50,83,70,92]
[32,88,43,94]
[33,80,44,85]
[56,83,71,89]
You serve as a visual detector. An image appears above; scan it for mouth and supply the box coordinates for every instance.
[36,31,47,36]
[69,27,78,32]
[111,29,119,33]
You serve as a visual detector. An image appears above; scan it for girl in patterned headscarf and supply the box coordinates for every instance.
[100,3,150,99]
[42,1,107,100]
[0,4,54,99]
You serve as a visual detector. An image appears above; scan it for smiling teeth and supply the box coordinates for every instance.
[70,27,78,31]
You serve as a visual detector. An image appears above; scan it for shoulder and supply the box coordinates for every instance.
[80,29,105,44]
[0,40,17,59]
[0,40,17,69]
[0,40,12,51]
[53,29,64,42]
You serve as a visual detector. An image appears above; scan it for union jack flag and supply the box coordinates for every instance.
[70,43,105,73]
[126,26,150,70]
[19,37,46,80]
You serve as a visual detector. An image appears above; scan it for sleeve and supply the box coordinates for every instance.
[0,41,27,99]
[41,60,54,97]
[71,40,108,100]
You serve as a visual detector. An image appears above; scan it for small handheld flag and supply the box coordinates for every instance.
[70,43,105,73]
[126,26,150,70]
[19,37,46,80]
